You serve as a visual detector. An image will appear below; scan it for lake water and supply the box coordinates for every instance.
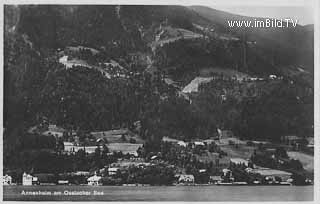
[3,185,314,201]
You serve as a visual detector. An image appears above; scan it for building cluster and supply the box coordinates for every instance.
[158,131,312,186]
[61,128,143,156]
[167,156,295,185]
[57,45,134,80]
[28,121,144,156]
[153,25,203,49]
[22,172,39,186]
[6,121,312,186]
[3,175,12,185]
[281,135,314,151]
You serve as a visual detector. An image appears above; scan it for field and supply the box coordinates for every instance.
[182,77,213,93]
[194,140,255,169]
[199,67,250,80]
[195,152,230,168]
[287,151,314,172]
[91,130,144,144]
[219,144,255,159]
[216,137,247,146]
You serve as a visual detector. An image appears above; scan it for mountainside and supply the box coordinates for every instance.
[5,5,314,80]
[4,5,314,159]
[190,6,314,74]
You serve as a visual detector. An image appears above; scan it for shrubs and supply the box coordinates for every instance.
[228,140,235,146]
[129,138,136,143]
[123,165,175,185]
[246,141,254,146]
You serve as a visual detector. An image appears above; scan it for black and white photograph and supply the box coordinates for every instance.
[1,0,318,202]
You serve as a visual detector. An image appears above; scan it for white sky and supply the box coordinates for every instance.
[3,0,315,25]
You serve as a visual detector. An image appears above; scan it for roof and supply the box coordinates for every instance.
[96,138,105,143]
[162,136,179,143]
[245,168,253,173]
[151,155,158,160]
[179,174,194,179]
[23,173,33,178]
[194,141,205,146]
[177,141,187,146]
[108,167,119,171]
[3,175,12,179]
[230,158,249,165]
[63,142,74,146]
[58,180,69,184]
[87,175,102,181]
[222,169,231,173]
[252,140,270,144]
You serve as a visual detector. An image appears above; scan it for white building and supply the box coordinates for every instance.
[108,167,119,176]
[269,75,277,79]
[194,141,205,146]
[87,175,102,186]
[22,172,38,186]
[177,141,187,147]
[3,174,12,185]
[58,180,69,185]
[63,142,100,154]
[199,169,207,173]
[177,174,195,183]
[222,168,232,177]
[209,175,223,184]
[230,158,249,166]
[63,142,75,152]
